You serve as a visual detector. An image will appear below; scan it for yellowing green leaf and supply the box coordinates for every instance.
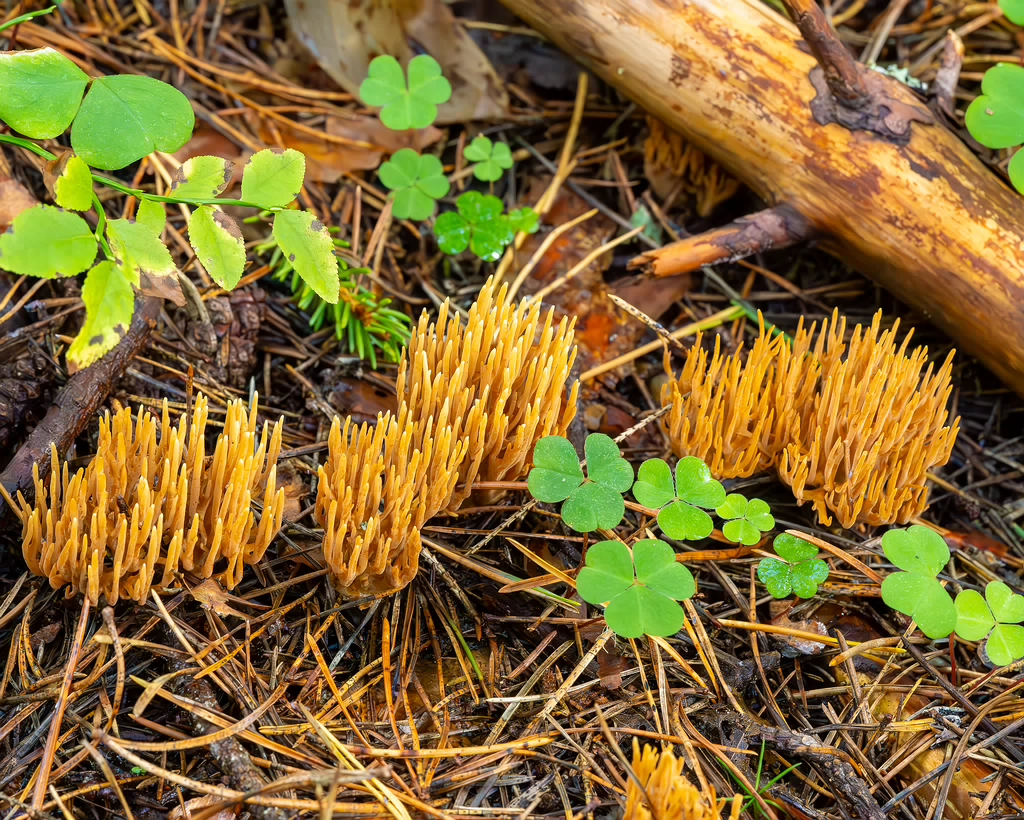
[0,47,89,139]
[272,210,339,303]
[135,199,166,236]
[241,148,305,207]
[54,155,94,211]
[170,156,234,200]
[67,261,134,371]
[189,205,245,290]
[0,205,96,278]
[106,218,175,284]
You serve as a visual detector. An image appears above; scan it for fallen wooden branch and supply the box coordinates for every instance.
[500,0,1024,394]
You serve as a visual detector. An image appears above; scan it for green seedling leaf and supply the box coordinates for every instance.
[717,495,774,546]
[987,624,1024,667]
[633,459,675,509]
[435,211,472,255]
[882,525,950,576]
[0,205,96,277]
[107,218,175,284]
[965,64,1024,193]
[562,482,626,532]
[171,155,234,200]
[67,261,134,370]
[358,54,452,131]
[676,457,728,508]
[528,435,585,503]
[506,207,539,235]
[71,75,195,170]
[881,572,957,639]
[584,433,634,493]
[757,533,829,598]
[464,136,514,182]
[1002,0,1024,24]
[954,589,996,642]
[987,580,1024,624]
[954,581,1024,665]
[0,47,89,139]
[273,210,339,303]
[435,192,515,261]
[241,148,304,207]
[135,199,165,236]
[1010,149,1024,195]
[577,539,694,638]
[54,155,94,212]
[630,205,664,245]
[636,456,725,541]
[378,149,449,221]
[189,206,245,290]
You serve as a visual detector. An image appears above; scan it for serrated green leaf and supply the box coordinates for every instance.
[172,155,234,200]
[562,482,624,532]
[773,533,818,563]
[67,261,134,370]
[584,433,633,493]
[633,458,675,509]
[675,457,726,509]
[107,218,175,284]
[135,199,165,236]
[881,572,957,639]
[528,436,584,503]
[576,540,634,604]
[986,623,1024,666]
[71,75,195,170]
[272,210,339,303]
[658,500,713,541]
[54,156,94,211]
[0,205,96,277]
[955,589,996,641]
[986,581,1024,624]
[0,48,89,139]
[757,558,792,598]
[189,206,245,290]
[1001,0,1024,24]
[882,526,950,577]
[435,212,471,255]
[241,149,304,207]
[358,54,452,131]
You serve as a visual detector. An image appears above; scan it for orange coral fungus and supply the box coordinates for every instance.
[10,394,284,605]
[315,404,465,598]
[397,275,579,511]
[625,740,731,820]
[661,320,784,479]
[778,310,960,528]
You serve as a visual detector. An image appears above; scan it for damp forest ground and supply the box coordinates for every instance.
[0,1,1022,819]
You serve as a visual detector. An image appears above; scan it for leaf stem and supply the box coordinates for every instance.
[0,5,57,35]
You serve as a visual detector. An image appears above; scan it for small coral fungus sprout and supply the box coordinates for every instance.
[6,394,284,605]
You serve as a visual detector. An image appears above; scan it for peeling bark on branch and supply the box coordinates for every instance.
[500,0,1024,395]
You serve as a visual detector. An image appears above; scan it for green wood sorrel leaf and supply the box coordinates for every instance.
[527,436,585,503]
[464,136,514,182]
[171,156,234,200]
[635,456,726,541]
[378,149,449,221]
[632,459,675,509]
[717,494,774,546]
[434,211,472,255]
[67,261,134,370]
[0,205,96,277]
[435,192,514,261]
[272,210,340,303]
[71,75,195,170]
[955,581,1024,664]
[506,207,539,235]
[241,149,304,207]
[106,218,175,285]
[135,199,166,236]
[1001,0,1024,23]
[757,533,830,599]
[577,539,694,638]
[358,54,452,131]
[584,433,634,492]
[188,206,246,290]
[881,526,955,638]
[987,623,1024,667]
[965,64,1024,162]
[1010,149,1024,195]
[987,580,1024,623]
[954,589,996,642]
[0,48,89,139]
[54,156,94,212]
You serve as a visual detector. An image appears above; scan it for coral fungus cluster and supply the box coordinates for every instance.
[625,740,730,820]
[661,311,959,528]
[8,394,284,605]
[315,276,578,597]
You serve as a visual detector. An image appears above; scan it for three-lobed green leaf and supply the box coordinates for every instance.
[272,210,340,304]
[1001,0,1024,25]
[71,74,195,170]
[358,55,452,131]
[435,194,536,261]
[0,205,96,277]
[634,456,727,541]
[576,539,694,638]
[955,581,1024,666]
[67,261,134,370]
[378,149,449,221]
[189,206,246,290]
[757,533,830,598]
[716,494,774,546]
[964,63,1024,194]
[241,148,304,207]
[881,526,956,639]
[464,136,514,182]
[0,47,89,139]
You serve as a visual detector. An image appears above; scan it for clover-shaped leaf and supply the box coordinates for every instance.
[1001,0,1024,25]
[576,539,694,638]
[506,207,539,235]
[378,149,449,220]
[0,48,89,139]
[955,581,1024,666]
[527,434,632,533]
[358,55,452,131]
[634,457,726,541]
[965,63,1024,193]
[757,534,830,599]
[464,136,514,182]
[434,192,514,261]
[881,526,955,639]
[717,494,774,546]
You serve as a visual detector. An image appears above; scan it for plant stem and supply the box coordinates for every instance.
[0,5,57,35]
